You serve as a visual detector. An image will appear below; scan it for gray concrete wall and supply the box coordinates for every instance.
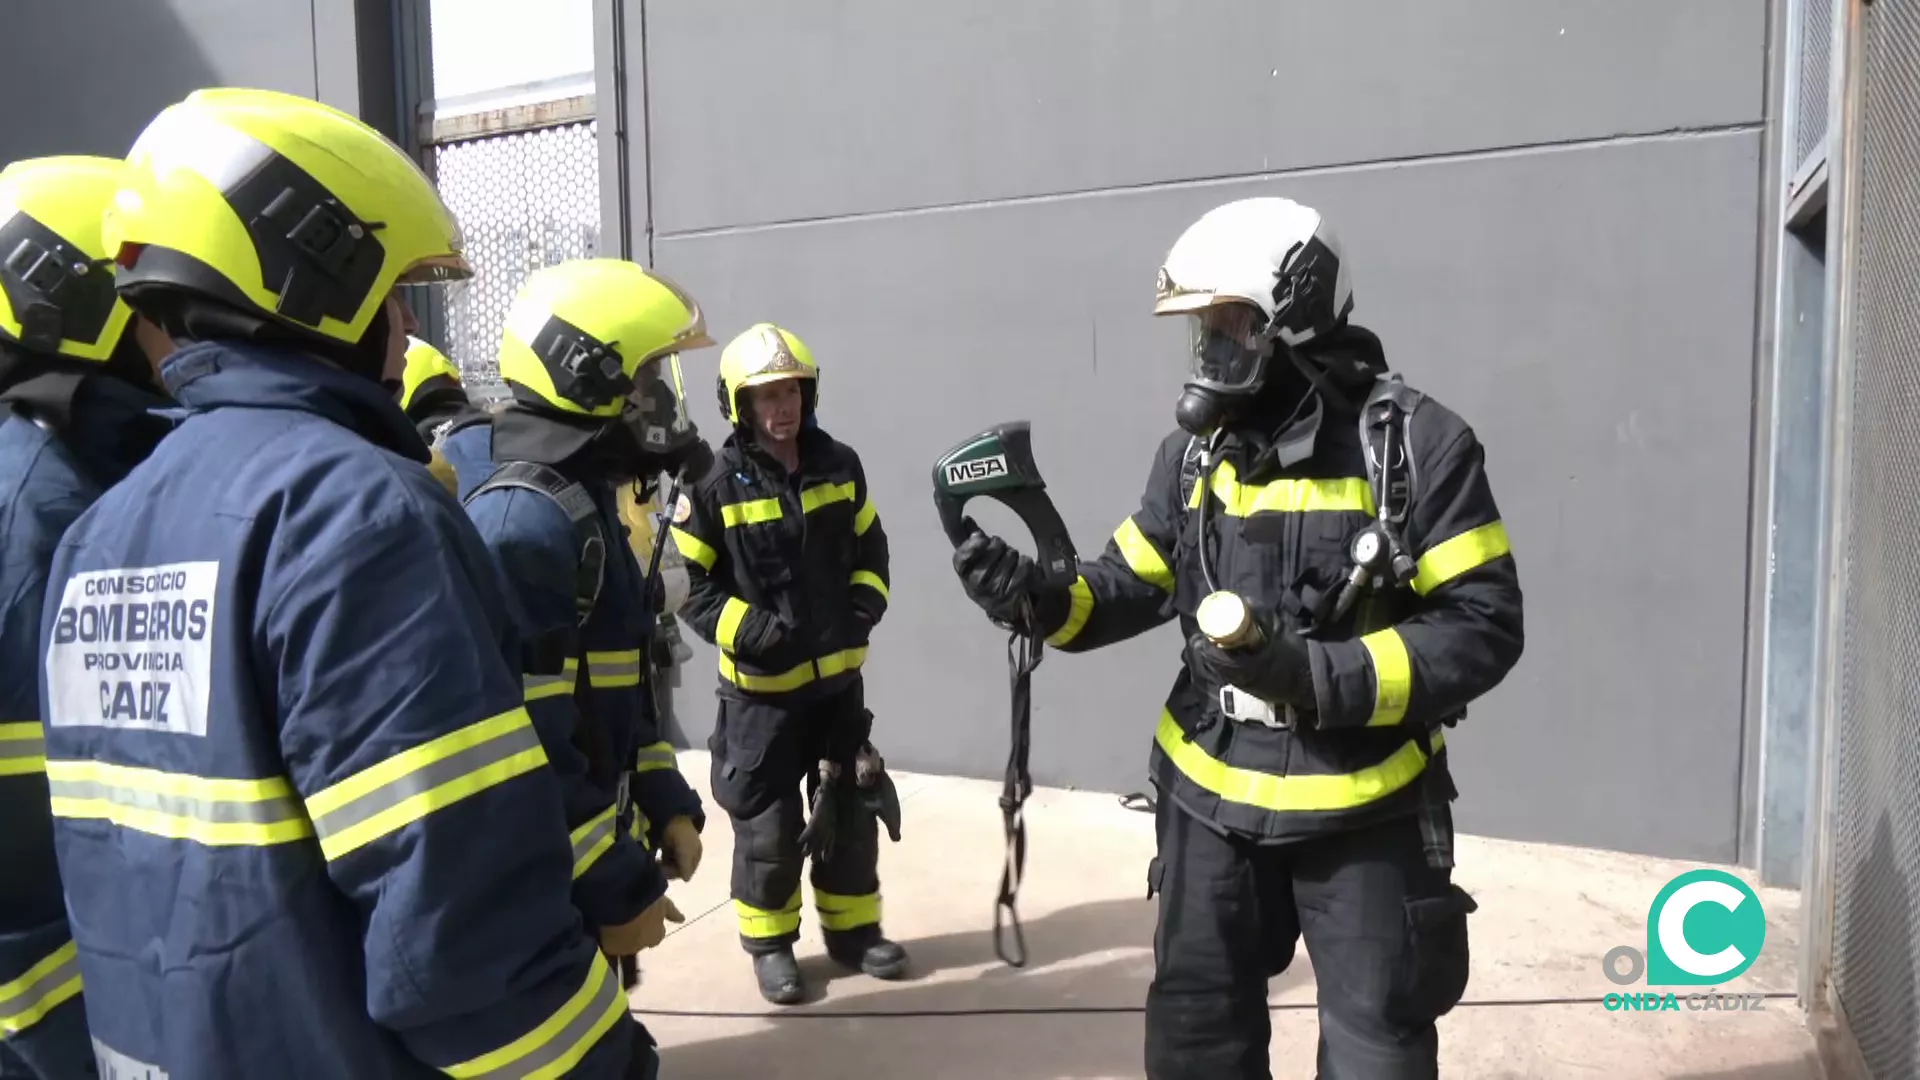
[618,0,1771,862]
[0,0,398,164]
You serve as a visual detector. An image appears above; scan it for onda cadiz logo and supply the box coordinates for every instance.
[1601,869,1769,1013]
[944,454,1008,488]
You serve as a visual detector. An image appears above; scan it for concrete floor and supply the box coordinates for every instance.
[629,752,1818,1080]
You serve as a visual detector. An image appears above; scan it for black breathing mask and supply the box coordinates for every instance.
[1175,305,1276,437]
[606,357,711,479]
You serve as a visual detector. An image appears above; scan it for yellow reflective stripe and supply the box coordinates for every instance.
[586,649,643,688]
[721,498,783,527]
[46,760,314,847]
[717,597,750,652]
[850,570,889,603]
[814,888,882,932]
[634,741,678,773]
[1046,576,1095,647]
[672,526,718,570]
[1362,628,1413,727]
[0,721,46,777]
[305,708,548,862]
[816,646,867,679]
[717,647,868,695]
[736,887,803,939]
[442,953,626,1080]
[801,481,856,514]
[631,810,652,851]
[853,496,878,537]
[570,805,617,880]
[0,940,82,1036]
[1412,520,1512,595]
[1114,517,1174,593]
[1155,710,1440,812]
[522,659,579,702]
[1190,462,1376,517]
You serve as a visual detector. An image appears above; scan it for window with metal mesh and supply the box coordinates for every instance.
[1830,1,1920,1076]
[429,120,600,392]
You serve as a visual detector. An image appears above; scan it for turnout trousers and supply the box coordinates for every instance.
[1144,791,1477,1080]
[708,680,882,956]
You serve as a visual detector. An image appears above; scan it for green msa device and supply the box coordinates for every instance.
[931,421,1078,589]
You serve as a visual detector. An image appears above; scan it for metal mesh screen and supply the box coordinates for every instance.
[1798,0,1835,166]
[430,120,601,389]
[1830,1,1920,1076]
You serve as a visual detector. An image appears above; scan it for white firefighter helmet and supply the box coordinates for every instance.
[1153,197,1355,348]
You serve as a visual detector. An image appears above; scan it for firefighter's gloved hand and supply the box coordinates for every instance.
[1186,609,1317,716]
[734,609,792,660]
[660,815,703,881]
[953,523,1050,627]
[602,895,685,957]
[662,427,715,483]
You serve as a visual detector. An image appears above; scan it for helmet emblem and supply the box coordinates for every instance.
[1155,267,1174,298]
[760,328,801,374]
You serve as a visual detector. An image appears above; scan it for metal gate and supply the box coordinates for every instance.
[1809,0,1920,1075]
[422,90,601,394]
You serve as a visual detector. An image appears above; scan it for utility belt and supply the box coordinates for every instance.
[1212,681,1456,760]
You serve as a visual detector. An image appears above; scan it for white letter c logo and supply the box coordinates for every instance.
[1657,880,1748,978]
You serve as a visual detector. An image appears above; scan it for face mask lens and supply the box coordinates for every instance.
[1188,305,1265,389]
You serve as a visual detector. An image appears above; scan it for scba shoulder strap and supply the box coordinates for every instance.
[1360,372,1425,538]
[464,461,608,627]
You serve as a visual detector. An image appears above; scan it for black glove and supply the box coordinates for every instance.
[734,608,791,660]
[1186,607,1318,718]
[797,761,841,859]
[663,433,715,484]
[855,742,902,843]
[953,524,1046,626]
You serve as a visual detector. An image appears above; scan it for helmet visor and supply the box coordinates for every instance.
[626,353,695,451]
[1187,303,1268,392]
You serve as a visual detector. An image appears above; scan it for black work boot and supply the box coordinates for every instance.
[752,947,805,1005]
[824,925,911,980]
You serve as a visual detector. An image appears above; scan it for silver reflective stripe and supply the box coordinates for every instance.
[572,810,616,874]
[0,723,45,773]
[309,722,544,844]
[634,746,676,770]
[46,776,303,827]
[466,962,623,1080]
[585,656,642,685]
[94,1038,170,1080]
[523,672,573,699]
[0,942,80,1035]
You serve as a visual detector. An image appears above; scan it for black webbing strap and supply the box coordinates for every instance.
[464,461,607,626]
[995,596,1043,968]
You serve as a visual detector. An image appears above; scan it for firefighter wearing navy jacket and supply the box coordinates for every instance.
[398,335,481,496]
[951,197,1524,1080]
[461,258,715,996]
[0,155,177,1080]
[38,88,652,1078]
[673,323,909,1005]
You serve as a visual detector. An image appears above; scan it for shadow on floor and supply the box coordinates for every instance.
[645,895,1314,1080]
[1666,1052,1820,1080]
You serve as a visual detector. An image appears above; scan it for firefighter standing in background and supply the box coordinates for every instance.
[38,88,649,1078]
[673,322,909,1005]
[0,155,177,1080]
[459,260,715,1043]
[397,334,478,496]
[951,197,1524,1079]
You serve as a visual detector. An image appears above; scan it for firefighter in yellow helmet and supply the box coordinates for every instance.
[397,335,485,496]
[0,154,177,1080]
[457,258,717,1049]
[39,89,649,1078]
[672,322,908,1004]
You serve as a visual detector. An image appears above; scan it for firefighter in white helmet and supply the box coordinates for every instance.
[952,196,1525,1078]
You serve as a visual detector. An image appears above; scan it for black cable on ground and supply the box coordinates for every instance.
[631,991,1797,1021]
